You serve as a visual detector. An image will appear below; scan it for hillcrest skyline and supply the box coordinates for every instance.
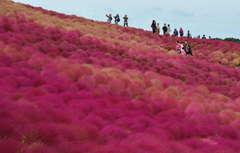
[13,0,240,38]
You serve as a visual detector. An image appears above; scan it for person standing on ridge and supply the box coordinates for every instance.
[106,14,112,24]
[167,24,171,35]
[179,27,184,37]
[156,23,160,34]
[202,35,207,39]
[123,15,128,27]
[114,14,120,24]
[187,30,192,38]
[173,28,178,36]
[151,20,157,34]
[162,24,168,35]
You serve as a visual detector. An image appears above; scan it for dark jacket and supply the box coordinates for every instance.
[123,16,128,22]
[183,43,193,55]
[162,26,168,33]
[151,23,157,29]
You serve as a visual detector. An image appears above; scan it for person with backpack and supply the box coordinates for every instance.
[114,14,120,24]
[106,14,112,24]
[151,20,157,34]
[123,15,128,27]
[173,28,178,36]
[156,23,160,34]
[162,24,168,35]
[179,27,184,37]
[183,41,193,56]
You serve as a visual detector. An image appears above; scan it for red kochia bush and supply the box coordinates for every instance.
[0,139,23,153]
[1,15,240,98]
[1,3,240,152]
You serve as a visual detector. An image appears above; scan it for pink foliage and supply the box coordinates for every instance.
[0,8,240,153]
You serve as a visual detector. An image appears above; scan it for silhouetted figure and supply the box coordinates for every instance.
[123,15,128,27]
[151,20,157,34]
[106,14,112,24]
[187,30,192,38]
[202,35,207,39]
[197,35,201,39]
[173,28,178,36]
[114,14,120,24]
[162,24,168,35]
[179,28,184,37]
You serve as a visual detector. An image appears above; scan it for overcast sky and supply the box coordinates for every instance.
[13,0,240,38]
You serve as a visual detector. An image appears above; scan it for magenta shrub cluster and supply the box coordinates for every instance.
[0,16,239,98]
[0,14,240,153]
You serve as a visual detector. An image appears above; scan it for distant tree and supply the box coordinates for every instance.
[212,38,223,41]
[224,37,240,44]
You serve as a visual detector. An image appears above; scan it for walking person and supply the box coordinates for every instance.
[179,27,184,37]
[162,24,168,35]
[123,15,128,27]
[106,14,112,24]
[151,20,157,34]
[173,28,178,36]
[156,23,160,34]
[114,14,120,24]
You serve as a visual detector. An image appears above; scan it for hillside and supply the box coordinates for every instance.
[0,0,240,153]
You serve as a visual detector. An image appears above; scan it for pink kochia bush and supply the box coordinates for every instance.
[0,11,240,153]
[21,0,240,67]
[0,16,239,98]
